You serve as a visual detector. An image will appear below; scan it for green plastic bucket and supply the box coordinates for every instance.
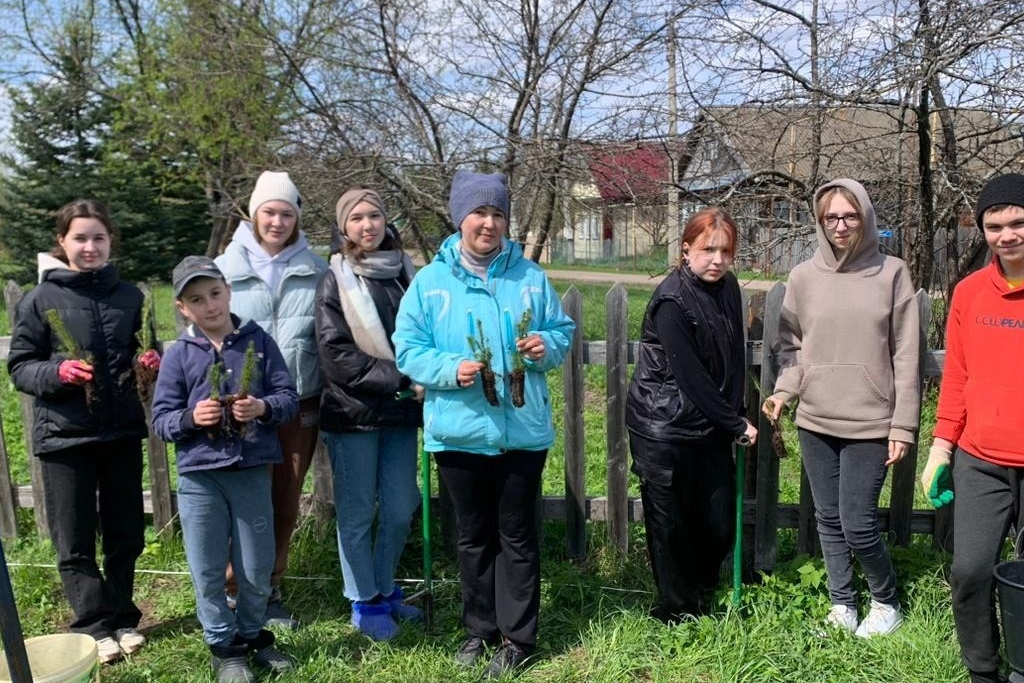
[0,633,98,683]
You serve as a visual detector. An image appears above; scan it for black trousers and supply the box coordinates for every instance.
[435,449,546,649]
[951,448,1024,676]
[38,439,145,639]
[629,432,734,622]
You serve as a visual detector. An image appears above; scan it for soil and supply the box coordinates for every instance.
[480,367,499,406]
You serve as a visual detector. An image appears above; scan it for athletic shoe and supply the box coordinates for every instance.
[854,600,903,638]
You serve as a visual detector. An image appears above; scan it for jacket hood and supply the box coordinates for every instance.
[434,232,522,277]
[37,253,70,283]
[811,178,883,272]
[38,258,120,291]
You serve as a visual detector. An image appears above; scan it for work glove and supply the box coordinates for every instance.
[58,359,94,385]
[920,445,954,508]
[137,349,161,371]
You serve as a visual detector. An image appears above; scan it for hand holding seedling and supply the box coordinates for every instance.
[231,396,267,423]
[58,359,94,385]
[516,334,545,361]
[457,360,485,387]
[138,349,161,371]
[193,398,223,427]
[761,397,783,421]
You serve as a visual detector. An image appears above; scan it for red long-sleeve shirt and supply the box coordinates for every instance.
[934,257,1024,466]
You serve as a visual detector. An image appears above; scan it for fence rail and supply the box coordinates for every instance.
[0,280,951,575]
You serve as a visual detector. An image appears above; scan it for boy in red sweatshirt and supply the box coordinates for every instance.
[922,173,1024,683]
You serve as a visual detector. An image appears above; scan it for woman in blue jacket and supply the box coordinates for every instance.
[394,170,575,680]
[215,171,327,627]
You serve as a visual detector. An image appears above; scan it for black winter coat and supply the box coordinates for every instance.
[314,266,422,432]
[7,263,148,454]
[625,267,746,443]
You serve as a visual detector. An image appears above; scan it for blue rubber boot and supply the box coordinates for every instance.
[351,598,399,641]
[384,586,424,623]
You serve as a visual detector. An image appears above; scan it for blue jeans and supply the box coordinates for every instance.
[325,427,420,602]
[799,428,898,608]
[178,466,275,646]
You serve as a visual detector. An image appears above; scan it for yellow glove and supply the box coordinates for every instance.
[920,446,953,508]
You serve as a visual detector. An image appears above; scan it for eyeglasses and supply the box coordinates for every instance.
[823,213,861,229]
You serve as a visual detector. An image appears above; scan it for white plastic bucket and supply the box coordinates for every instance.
[0,633,98,683]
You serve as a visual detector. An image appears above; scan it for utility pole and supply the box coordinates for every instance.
[666,16,681,269]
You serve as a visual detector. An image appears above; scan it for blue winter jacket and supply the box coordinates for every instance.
[151,316,299,473]
[215,224,327,400]
[393,233,575,455]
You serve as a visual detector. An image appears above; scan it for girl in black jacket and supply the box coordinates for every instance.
[7,199,160,664]
[624,207,757,623]
[314,188,422,641]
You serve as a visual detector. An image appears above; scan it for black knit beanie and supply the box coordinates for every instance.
[975,173,1024,230]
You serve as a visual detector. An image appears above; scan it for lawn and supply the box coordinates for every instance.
[0,278,985,683]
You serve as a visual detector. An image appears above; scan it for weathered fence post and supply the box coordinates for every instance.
[0,414,19,539]
[561,287,586,559]
[309,439,334,523]
[754,283,785,573]
[4,281,48,537]
[889,290,932,546]
[137,284,175,537]
[605,284,629,554]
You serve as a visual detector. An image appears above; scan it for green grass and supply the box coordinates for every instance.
[0,281,978,682]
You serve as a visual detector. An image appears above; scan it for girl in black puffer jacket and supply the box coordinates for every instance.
[314,188,422,641]
[7,199,160,664]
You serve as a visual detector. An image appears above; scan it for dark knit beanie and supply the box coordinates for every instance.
[975,173,1024,230]
[448,170,510,231]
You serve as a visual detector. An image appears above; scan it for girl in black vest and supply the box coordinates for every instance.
[7,199,160,663]
[625,207,757,623]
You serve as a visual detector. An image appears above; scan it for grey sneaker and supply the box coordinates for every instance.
[264,586,299,630]
[211,645,256,683]
[484,640,532,679]
[455,636,488,667]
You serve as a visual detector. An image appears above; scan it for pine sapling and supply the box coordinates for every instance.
[133,291,159,398]
[205,360,226,438]
[467,319,499,406]
[229,341,260,436]
[509,309,532,408]
[46,309,96,408]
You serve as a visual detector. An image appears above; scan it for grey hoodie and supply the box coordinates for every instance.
[770,178,921,442]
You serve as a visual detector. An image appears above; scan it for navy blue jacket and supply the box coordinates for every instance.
[151,316,298,473]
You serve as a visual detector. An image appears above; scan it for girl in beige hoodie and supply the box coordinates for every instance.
[763,178,920,638]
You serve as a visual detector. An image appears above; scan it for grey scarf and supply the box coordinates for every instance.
[330,249,415,360]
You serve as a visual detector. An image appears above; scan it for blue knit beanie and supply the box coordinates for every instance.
[448,170,510,231]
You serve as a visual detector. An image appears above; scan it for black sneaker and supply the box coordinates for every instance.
[244,628,294,673]
[483,640,532,679]
[455,636,489,667]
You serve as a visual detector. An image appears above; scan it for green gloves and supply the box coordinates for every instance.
[920,446,954,508]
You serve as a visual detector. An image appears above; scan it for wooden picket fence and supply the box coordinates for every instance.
[0,280,950,575]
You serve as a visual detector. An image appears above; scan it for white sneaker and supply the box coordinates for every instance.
[824,604,859,634]
[115,627,146,655]
[95,636,123,664]
[854,600,903,638]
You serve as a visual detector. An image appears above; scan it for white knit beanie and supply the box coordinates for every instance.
[248,171,302,219]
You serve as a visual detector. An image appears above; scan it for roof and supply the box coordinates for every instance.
[583,143,672,202]
[680,104,1024,191]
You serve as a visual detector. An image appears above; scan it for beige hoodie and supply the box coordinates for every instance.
[770,179,921,442]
